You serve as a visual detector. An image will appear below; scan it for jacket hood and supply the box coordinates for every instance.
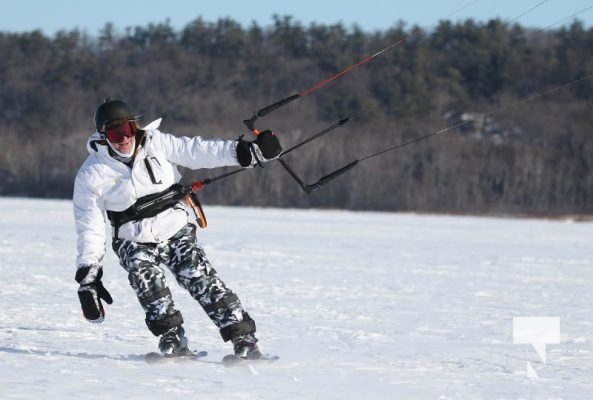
[141,118,162,130]
[86,131,107,155]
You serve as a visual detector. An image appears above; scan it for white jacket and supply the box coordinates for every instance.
[73,119,240,267]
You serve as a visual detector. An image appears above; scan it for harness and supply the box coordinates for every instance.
[107,183,207,239]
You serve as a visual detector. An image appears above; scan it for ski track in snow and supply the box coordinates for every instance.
[0,197,592,399]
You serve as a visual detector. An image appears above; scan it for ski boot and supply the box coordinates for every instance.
[158,325,190,357]
[232,333,262,360]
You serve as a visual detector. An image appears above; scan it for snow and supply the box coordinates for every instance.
[1,197,592,399]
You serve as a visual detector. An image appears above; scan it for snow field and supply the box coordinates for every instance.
[0,197,592,399]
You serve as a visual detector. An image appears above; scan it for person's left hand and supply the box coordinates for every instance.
[236,130,282,167]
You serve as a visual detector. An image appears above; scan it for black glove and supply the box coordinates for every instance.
[236,130,283,167]
[75,264,113,323]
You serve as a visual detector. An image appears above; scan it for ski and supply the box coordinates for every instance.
[221,354,279,368]
[144,349,279,367]
[145,350,208,364]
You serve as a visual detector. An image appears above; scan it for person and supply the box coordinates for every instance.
[73,98,282,359]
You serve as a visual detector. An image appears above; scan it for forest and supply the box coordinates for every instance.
[0,16,592,216]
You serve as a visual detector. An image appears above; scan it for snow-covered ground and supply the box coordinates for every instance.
[0,197,592,400]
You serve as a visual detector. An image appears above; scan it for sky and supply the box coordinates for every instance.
[1,0,592,36]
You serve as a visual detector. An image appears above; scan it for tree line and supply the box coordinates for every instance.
[0,16,592,216]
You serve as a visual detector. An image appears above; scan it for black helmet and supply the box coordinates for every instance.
[94,98,141,132]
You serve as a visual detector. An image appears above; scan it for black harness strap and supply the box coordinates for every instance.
[107,184,187,238]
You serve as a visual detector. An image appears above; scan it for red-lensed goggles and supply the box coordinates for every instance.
[104,120,136,143]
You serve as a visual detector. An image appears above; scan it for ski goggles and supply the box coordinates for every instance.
[104,120,136,143]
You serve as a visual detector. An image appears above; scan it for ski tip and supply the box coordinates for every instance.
[221,354,279,368]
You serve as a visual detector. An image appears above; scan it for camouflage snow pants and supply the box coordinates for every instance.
[112,223,256,341]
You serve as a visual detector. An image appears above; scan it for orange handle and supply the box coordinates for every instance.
[184,193,207,229]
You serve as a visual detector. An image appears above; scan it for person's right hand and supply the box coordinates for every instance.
[75,264,113,323]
